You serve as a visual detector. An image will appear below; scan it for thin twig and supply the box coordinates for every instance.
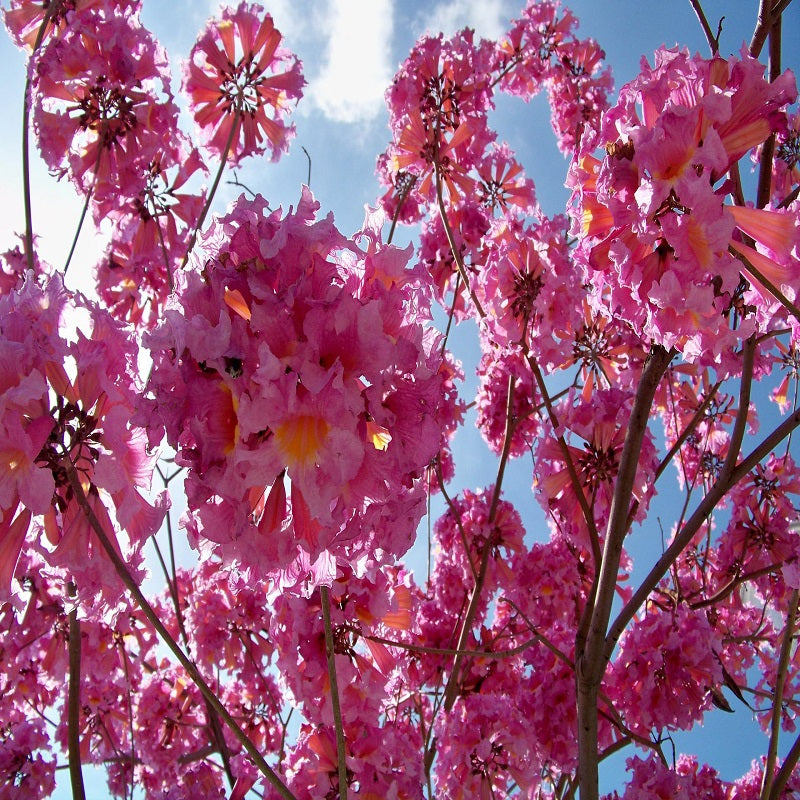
[605,340,800,663]
[434,164,486,319]
[527,353,602,565]
[21,4,57,273]
[442,376,516,711]
[769,724,800,800]
[301,146,311,187]
[182,110,241,269]
[364,632,536,659]
[63,157,101,275]
[757,7,782,209]
[688,0,721,53]
[61,460,297,800]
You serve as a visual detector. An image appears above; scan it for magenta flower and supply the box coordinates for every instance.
[143,190,453,586]
[3,0,139,51]
[570,47,797,362]
[183,2,304,165]
[0,275,166,602]
[32,9,176,197]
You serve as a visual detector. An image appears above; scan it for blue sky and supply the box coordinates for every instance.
[2,0,799,797]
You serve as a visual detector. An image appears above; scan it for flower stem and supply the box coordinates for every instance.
[761,587,800,800]
[443,375,516,711]
[21,3,57,273]
[63,162,100,275]
[182,111,241,270]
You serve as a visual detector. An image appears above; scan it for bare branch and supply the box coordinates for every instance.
[321,585,349,800]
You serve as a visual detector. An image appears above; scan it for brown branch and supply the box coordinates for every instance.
[527,353,602,565]
[606,341,800,665]
[320,585,348,800]
[434,164,486,319]
[182,110,241,269]
[61,460,297,800]
[442,376,516,711]
[757,5,783,209]
[68,606,87,800]
[365,632,536,659]
[688,0,721,53]
[762,588,800,800]
[769,724,800,800]
[576,344,673,800]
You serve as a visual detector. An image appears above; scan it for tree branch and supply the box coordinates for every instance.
[605,341,800,664]
[320,584,349,800]
[761,588,799,800]
[62,459,297,800]
[68,606,87,800]
[443,376,516,711]
[576,343,673,800]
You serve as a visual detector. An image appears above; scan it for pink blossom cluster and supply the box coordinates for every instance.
[183,2,304,166]
[142,191,454,587]
[535,387,659,547]
[570,47,798,362]
[0,274,165,603]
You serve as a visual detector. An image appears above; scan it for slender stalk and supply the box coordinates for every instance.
[433,164,486,319]
[576,344,673,800]
[21,4,57,273]
[435,456,478,580]
[688,0,720,53]
[750,0,777,57]
[301,145,312,187]
[365,632,537,659]
[68,606,87,800]
[769,725,800,800]
[320,585,348,800]
[751,0,795,57]
[653,380,723,485]
[62,461,297,800]
[117,640,137,800]
[761,588,799,800]
[760,7,782,210]
[63,162,100,275]
[154,215,174,292]
[181,111,241,269]
[527,353,602,565]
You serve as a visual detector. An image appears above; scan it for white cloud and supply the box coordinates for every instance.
[419,0,513,40]
[308,0,394,125]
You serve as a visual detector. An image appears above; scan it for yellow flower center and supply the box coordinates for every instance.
[275,415,330,469]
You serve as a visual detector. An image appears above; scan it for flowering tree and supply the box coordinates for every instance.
[2,0,800,798]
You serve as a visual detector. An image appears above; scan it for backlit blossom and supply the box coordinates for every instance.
[142,190,451,585]
[3,0,139,51]
[183,2,304,165]
[32,8,176,197]
[570,46,797,362]
[0,275,165,602]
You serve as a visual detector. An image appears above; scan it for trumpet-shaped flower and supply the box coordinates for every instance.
[183,2,304,165]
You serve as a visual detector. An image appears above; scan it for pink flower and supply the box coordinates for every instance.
[183,2,304,165]
[570,46,797,362]
[143,190,452,584]
[3,0,139,51]
[32,9,176,197]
